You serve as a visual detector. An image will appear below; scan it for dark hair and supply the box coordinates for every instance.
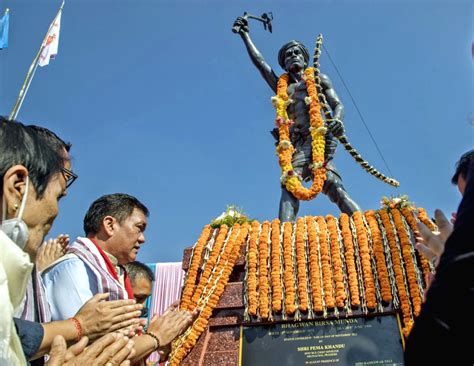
[451,150,474,185]
[278,40,310,70]
[83,193,149,235]
[0,117,65,198]
[125,261,154,284]
[28,125,72,153]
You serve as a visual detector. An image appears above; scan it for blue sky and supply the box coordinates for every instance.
[1,0,472,263]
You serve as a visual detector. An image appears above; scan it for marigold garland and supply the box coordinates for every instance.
[273,68,327,201]
[270,219,283,312]
[315,216,335,309]
[391,209,423,317]
[283,222,297,315]
[247,221,260,316]
[326,215,346,308]
[180,225,212,311]
[258,221,271,319]
[295,218,309,312]
[305,216,323,312]
[190,225,229,308]
[401,207,431,286]
[379,210,413,336]
[352,212,376,310]
[170,224,243,365]
[339,213,360,307]
[365,211,392,303]
[417,207,437,231]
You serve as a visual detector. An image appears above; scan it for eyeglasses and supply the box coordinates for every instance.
[61,167,78,188]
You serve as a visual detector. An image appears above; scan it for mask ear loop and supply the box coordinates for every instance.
[16,176,29,220]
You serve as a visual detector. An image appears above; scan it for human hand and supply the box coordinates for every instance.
[37,234,69,272]
[327,118,345,138]
[46,333,135,366]
[146,302,196,349]
[74,293,143,340]
[232,16,249,35]
[415,209,453,267]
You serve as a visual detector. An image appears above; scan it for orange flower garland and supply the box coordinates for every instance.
[417,208,437,231]
[352,212,376,310]
[190,225,229,308]
[365,211,392,303]
[180,225,212,311]
[401,207,431,286]
[391,209,423,316]
[295,218,309,312]
[283,222,297,315]
[326,215,346,308]
[339,213,360,307]
[273,68,327,201]
[306,216,323,312]
[270,219,283,312]
[316,216,335,309]
[170,224,244,365]
[258,221,271,319]
[379,210,413,336]
[247,221,260,316]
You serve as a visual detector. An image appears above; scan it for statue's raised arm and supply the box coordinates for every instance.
[233,16,278,93]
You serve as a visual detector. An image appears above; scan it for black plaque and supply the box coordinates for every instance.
[239,315,404,365]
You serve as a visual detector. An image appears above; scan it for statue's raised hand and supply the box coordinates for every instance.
[327,119,345,138]
[232,16,249,35]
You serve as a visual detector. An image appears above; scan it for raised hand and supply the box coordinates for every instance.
[74,293,143,339]
[415,209,453,267]
[37,234,70,271]
[146,302,196,350]
[232,16,249,35]
[46,333,135,366]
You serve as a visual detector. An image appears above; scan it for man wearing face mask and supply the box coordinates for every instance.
[0,118,144,365]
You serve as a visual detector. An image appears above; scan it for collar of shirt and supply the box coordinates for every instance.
[104,251,125,285]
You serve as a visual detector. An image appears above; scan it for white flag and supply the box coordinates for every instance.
[38,11,61,67]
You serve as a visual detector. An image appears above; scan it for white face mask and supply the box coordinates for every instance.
[1,177,30,249]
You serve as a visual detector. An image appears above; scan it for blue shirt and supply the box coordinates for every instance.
[42,257,98,320]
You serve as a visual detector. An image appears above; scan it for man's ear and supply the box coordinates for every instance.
[102,215,117,237]
[2,165,29,219]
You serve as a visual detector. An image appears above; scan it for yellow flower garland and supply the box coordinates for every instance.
[273,68,327,201]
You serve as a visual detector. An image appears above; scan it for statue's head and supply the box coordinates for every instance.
[278,40,309,72]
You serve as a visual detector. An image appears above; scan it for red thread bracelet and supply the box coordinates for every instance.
[70,317,83,342]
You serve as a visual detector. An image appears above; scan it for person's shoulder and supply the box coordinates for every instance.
[41,253,84,277]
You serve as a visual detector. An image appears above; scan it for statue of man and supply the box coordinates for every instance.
[233,16,361,222]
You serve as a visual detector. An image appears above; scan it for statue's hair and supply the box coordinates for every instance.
[278,40,310,70]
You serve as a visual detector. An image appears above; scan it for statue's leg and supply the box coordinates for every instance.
[278,165,306,222]
[279,186,299,222]
[323,170,361,215]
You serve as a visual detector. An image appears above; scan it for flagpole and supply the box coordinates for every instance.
[8,1,64,121]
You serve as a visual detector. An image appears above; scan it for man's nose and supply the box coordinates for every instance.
[138,233,146,244]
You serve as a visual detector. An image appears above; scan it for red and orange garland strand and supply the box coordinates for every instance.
[306,216,323,312]
[247,221,260,316]
[417,207,437,231]
[391,209,423,316]
[339,213,360,307]
[258,221,271,319]
[352,212,376,310]
[365,211,392,303]
[316,216,335,309]
[270,219,283,313]
[401,207,431,286]
[283,222,297,315]
[326,215,346,308]
[295,218,309,312]
[379,210,413,336]
[190,225,229,308]
[180,225,212,311]
[273,68,327,201]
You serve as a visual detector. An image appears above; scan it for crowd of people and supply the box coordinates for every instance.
[0,117,196,366]
[0,114,472,365]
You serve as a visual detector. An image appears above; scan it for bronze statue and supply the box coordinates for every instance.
[233,16,361,222]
